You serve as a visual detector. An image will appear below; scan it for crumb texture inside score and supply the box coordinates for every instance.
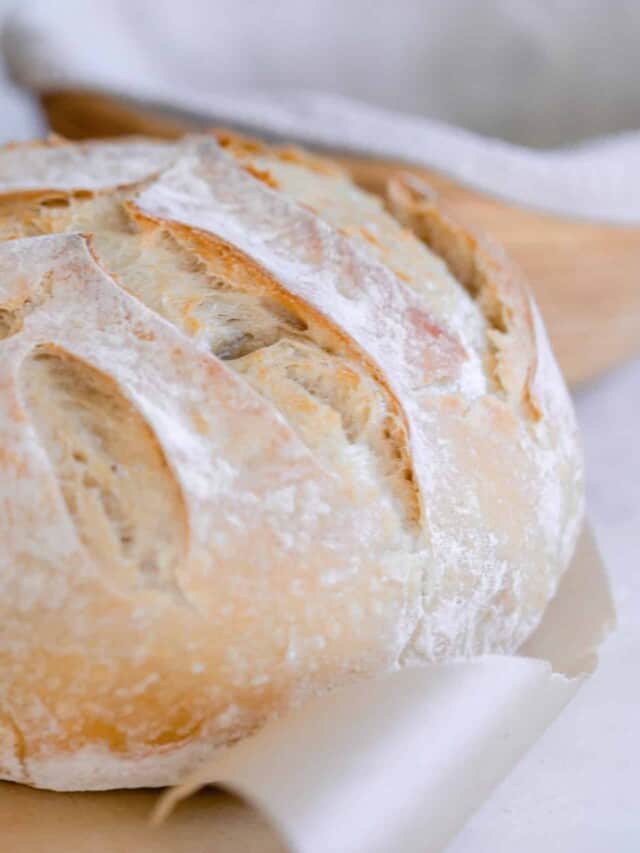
[0,133,584,790]
[20,347,188,599]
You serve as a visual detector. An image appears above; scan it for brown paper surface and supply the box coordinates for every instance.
[0,526,613,853]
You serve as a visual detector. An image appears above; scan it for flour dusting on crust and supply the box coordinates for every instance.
[0,134,583,789]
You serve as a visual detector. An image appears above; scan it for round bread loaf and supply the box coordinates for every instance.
[0,132,583,790]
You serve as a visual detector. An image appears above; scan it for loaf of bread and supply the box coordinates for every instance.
[0,132,583,790]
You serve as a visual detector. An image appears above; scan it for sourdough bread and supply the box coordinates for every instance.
[0,133,583,789]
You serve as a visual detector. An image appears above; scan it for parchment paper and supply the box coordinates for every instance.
[0,526,614,853]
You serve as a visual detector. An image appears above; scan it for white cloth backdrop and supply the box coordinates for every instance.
[0,0,41,141]
[0,1,638,850]
[4,0,640,148]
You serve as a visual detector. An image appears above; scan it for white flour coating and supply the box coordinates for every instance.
[133,138,473,534]
[0,135,584,789]
[248,154,488,392]
[134,138,582,655]
[0,139,179,193]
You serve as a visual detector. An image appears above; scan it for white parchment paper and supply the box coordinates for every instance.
[157,526,613,853]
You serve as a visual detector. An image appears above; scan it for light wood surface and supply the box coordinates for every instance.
[0,781,287,853]
[40,90,640,386]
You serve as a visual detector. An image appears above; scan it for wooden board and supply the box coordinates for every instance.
[40,90,640,386]
[0,781,287,853]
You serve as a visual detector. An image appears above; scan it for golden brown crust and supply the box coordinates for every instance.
[212,128,345,178]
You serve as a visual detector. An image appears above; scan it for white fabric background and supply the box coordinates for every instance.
[0,5,41,142]
[0,1,638,850]
[4,0,640,224]
[5,0,640,148]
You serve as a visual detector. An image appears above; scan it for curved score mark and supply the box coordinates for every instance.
[19,346,189,602]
